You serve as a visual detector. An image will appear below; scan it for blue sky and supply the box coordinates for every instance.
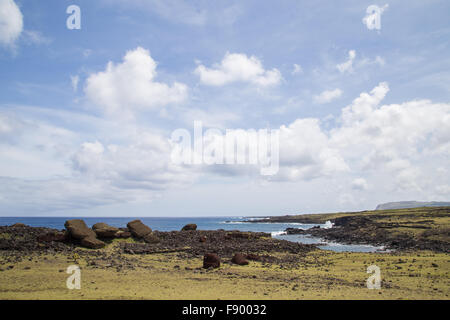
[0,0,449,216]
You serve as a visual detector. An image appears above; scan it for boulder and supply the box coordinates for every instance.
[231,253,249,265]
[199,235,207,243]
[203,253,220,269]
[92,223,119,238]
[127,220,152,238]
[143,233,160,244]
[115,231,132,239]
[81,236,105,249]
[181,224,197,231]
[64,219,96,240]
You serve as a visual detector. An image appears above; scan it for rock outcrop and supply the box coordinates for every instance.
[127,220,152,238]
[203,253,220,269]
[64,219,105,249]
[231,253,249,265]
[92,223,119,238]
[181,224,197,231]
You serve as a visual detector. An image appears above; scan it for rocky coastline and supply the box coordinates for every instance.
[248,206,450,253]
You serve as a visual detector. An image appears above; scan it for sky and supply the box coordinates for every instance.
[0,0,449,217]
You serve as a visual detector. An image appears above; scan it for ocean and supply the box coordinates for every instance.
[0,216,385,252]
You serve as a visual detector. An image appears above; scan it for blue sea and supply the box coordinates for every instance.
[0,216,385,253]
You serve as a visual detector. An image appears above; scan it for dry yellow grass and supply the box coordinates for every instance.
[0,248,448,300]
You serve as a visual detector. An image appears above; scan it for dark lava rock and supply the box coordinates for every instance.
[64,219,96,240]
[37,231,67,242]
[231,253,249,265]
[92,223,119,238]
[80,236,105,249]
[203,253,220,269]
[181,224,197,231]
[115,231,132,239]
[246,254,261,261]
[143,233,160,244]
[127,220,152,238]
[0,225,75,253]
[285,228,306,235]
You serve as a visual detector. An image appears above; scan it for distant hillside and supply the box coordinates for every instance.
[376,201,450,210]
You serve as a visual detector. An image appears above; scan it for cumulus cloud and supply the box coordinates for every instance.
[194,52,282,87]
[0,0,23,46]
[314,88,343,104]
[85,47,188,115]
[275,119,349,181]
[331,82,450,191]
[2,81,449,213]
[72,131,194,191]
[337,50,356,73]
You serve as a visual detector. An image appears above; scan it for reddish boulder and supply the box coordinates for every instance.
[232,253,249,265]
[64,219,96,240]
[203,253,220,269]
[81,236,105,249]
[115,231,132,239]
[181,224,197,231]
[143,233,160,244]
[127,220,152,238]
[199,235,207,243]
[92,223,119,238]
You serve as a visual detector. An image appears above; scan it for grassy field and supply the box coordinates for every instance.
[0,245,448,299]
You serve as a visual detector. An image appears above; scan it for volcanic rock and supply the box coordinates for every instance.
[143,233,160,244]
[127,220,152,238]
[81,236,106,249]
[181,224,197,231]
[231,253,249,265]
[92,223,119,238]
[203,253,220,269]
[64,219,96,240]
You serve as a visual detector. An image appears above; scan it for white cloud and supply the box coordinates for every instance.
[275,119,349,181]
[0,0,23,46]
[336,50,356,73]
[2,82,449,213]
[194,52,282,87]
[85,47,188,116]
[314,88,343,104]
[22,30,51,45]
[331,82,450,191]
[72,131,194,191]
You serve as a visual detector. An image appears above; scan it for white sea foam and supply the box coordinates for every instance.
[271,231,287,237]
[323,220,334,229]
